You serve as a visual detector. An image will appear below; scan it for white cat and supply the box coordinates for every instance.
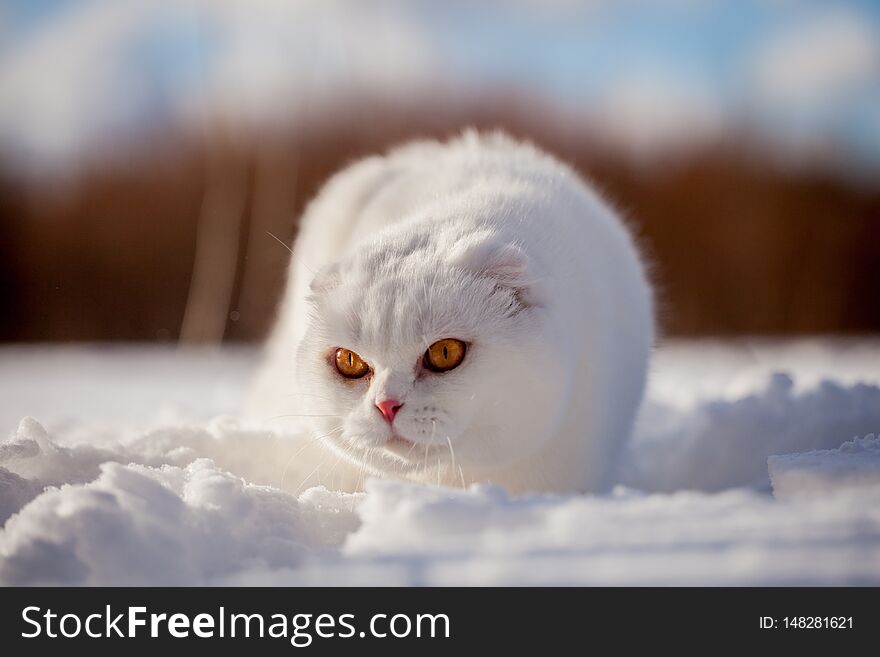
[250,131,653,494]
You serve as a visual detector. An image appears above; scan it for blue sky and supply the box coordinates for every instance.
[410,1,880,156]
[1,0,879,172]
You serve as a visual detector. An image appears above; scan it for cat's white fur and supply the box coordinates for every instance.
[250,131,653,494]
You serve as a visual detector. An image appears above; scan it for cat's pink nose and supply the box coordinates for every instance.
[376,399,403,423]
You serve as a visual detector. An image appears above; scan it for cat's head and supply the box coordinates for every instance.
[295,221,568,484]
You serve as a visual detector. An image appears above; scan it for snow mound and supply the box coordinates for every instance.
[769,434,880,500]
[0,454,360,585]
[1,341,879,585]
[343,479,880,585]
[624,373,880,492]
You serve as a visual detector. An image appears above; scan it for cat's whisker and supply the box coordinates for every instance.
[323,445,351,490]
[403,435,420,460]
[283,392,336,402]
[327,439,361,492]
[292,446,334,496]
[357,442,379,493]
[266,231,316,275]
[268,413,342,420]
[279,424,344,491]
[362,447,376,491]
[445,435,457,475]
[298,432,360,493]
[354,454,367,499]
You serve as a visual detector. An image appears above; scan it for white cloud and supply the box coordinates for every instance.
[585,74,725,158]
[0,2,156,170]
[0,0,439,171]
[182,0,439,128]
[748,9,880,108]
[2,1,878,175]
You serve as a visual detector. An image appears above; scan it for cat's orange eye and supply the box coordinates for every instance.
[424,338,467,373]
[335,348,370,379]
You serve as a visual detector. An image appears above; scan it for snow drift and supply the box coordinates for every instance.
[1,340,879,585]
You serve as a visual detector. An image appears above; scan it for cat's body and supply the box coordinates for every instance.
[251,131,653,494]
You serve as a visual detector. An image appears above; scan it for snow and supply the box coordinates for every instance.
[769,434,880,500]
[1,339,879,585]
[624,372,880,492]
[344,480,880,586]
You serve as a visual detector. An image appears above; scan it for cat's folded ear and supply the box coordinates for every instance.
[450,239,536,307]
[309,262,341,294]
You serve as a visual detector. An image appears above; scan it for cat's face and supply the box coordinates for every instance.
[295,227,568,484]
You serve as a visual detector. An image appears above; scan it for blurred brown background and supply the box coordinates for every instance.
[1,2,879,342]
